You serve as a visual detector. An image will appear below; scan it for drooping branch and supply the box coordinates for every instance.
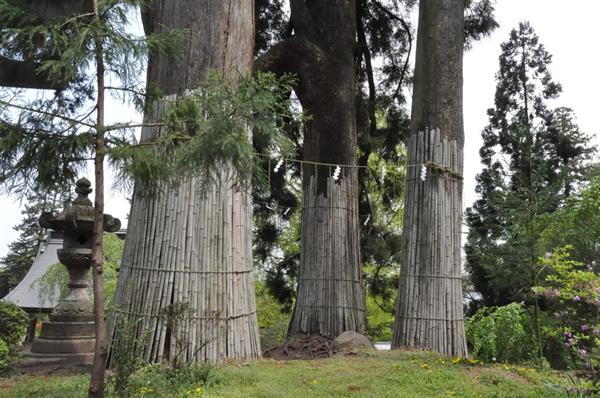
[0,99,96,128]
[357,0,377,143]
[370,0,412,101]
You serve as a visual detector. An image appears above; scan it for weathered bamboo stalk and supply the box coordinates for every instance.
[288,170,364,337]
[111,102,261,364]
[392,129,467,357]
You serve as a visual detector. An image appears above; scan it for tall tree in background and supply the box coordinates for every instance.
[465,22,593,310]
[391,0,468,357]
[112,1,262,363]
[464,22,593,360]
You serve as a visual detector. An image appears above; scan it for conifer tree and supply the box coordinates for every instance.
[465,22,594,311]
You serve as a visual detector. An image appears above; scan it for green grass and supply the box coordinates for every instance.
[1,351,574,398]
[1,374,88,398]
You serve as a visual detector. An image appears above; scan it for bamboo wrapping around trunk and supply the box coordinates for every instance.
[392,128,467,357]
[111,98,261,364]
[288,170,365,337]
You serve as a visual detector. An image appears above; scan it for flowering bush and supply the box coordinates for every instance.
[533,246,600,375]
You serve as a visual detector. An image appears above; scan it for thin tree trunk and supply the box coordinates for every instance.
[391,0,468,357]
[89,0,107,395]
[111,1,260,364]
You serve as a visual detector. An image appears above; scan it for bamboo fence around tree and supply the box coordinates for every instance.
[392,128,468,357]
[110,98,261,364]
[288,169,365,337]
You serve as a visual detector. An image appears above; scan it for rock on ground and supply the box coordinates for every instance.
[333,331,374,352]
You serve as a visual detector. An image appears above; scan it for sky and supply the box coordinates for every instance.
[1,0,599,259]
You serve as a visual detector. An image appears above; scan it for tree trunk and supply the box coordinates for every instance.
[256,0,365,337]
[391,0,468,357]
[111,1,261,364]
[89,0,107,395]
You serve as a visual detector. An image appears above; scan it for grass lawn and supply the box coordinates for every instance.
[1,351,573,397]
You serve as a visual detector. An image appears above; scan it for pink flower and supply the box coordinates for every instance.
[565,338,574,348]
[578,349,589,357]
[545,252,553,259]
[574,296,582,302]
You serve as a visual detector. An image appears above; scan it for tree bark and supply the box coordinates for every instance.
[111,1,261,364]
[257,0,365,337]
[391,0,468,357]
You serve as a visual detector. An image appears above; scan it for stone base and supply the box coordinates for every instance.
[31,336,95,354]
[38,319,95,339]
[22,347,95,366]
[30,318,95,361]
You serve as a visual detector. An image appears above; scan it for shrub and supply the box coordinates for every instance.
[122,363,223,397]
[0,339,9,373]
[0,301,28,374]
[466,302,534,363]
[109,316,151,398]
[0,300,28,348]
[255,282,289,350]
[365,295,394,342]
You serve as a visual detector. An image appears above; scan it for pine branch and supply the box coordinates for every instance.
[105,122,164,132]
[0,99,95,129]
[105,85,147,96]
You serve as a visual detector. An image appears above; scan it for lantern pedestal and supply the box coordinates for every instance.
[26,178,120,366]
[29,248,95,364]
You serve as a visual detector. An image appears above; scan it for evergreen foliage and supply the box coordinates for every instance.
[0,300,28,374]
[466,302,534,363]
[465,22,595,310]
[541,177,600,265]
[0,0,179,197]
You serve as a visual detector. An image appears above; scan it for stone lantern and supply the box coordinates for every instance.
[27,178,120,365]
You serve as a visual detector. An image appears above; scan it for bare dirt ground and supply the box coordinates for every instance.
[263,335,335,360]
